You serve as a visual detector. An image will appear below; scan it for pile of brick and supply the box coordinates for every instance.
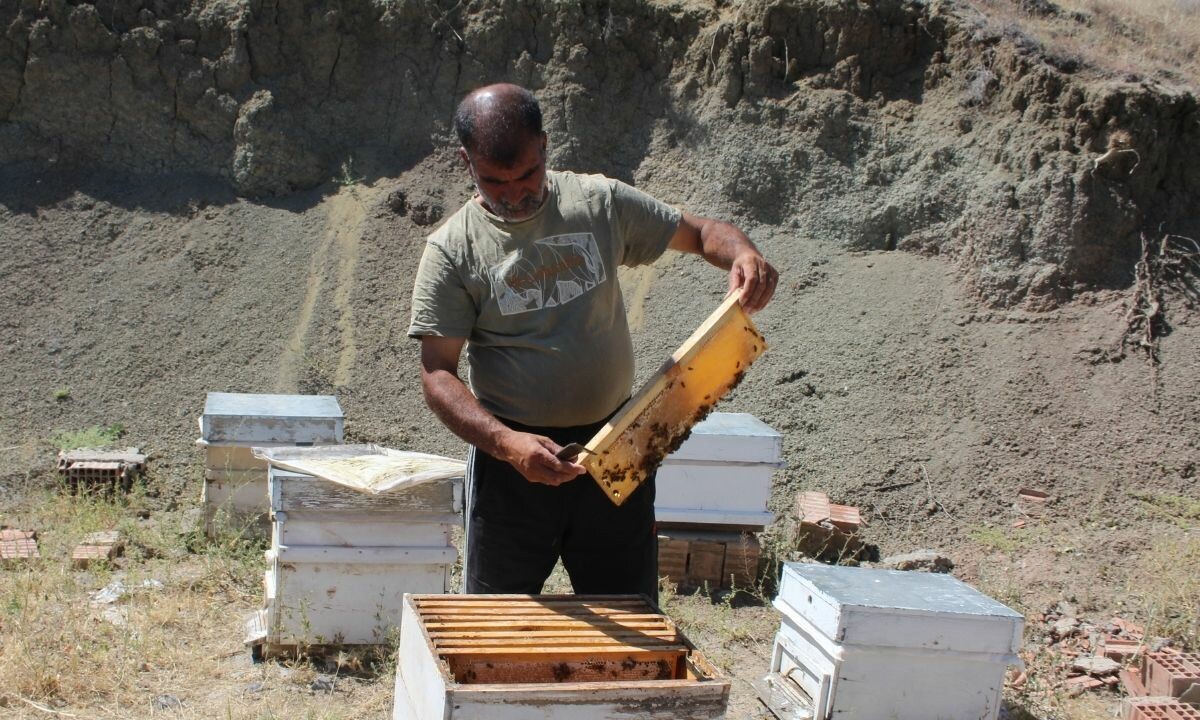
[0,528,39,564]
[1123,652,1200,719]
[72,530,125,569]
[57,448,145,494]
[1030,602,1149,696]
[657,531,760,592]
[792,490,869,562]
[1030,602,1200,717]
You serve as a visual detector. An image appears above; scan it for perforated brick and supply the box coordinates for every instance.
[1123,698,1200,720]
[1145,652,1200,698]
[66,461,129,494]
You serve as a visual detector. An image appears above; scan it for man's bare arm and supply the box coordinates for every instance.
[668,212,778,313]
[419,336,585,486]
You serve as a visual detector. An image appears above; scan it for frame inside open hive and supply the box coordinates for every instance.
[414,595,693,683]
[396,594,730,719]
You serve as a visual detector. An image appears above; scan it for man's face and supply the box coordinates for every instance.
[462,134,548,223]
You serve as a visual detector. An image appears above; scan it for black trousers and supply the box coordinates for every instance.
[463,415,658,603]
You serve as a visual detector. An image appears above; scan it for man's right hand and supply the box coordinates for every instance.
[499,431,587,486]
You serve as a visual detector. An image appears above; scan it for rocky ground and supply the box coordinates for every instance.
[1,0,1197,718]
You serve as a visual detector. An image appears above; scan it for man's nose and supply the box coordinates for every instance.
[502,183,531,204]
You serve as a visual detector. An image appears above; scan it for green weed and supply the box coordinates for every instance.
[969,525,1023,553]
[1128,489,1200,523]
[52,424,124,451]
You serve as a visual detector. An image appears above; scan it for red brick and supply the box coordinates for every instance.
[1124,698,1200,720]
[721,535,761,589]
[795,491,831,523]
[1066,675,1105,696]
[0,538,38,561]
[657,537,688,583]
[1104,638,1144,661]
[0,529,36,541]
[1145,652,1200,698]
[71,530,124,569]
[687,540,726,588]
[1122,667,1149,697]
[828,504,862,532]
[1017,487,1050,503]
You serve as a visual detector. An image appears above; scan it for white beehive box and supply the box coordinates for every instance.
[250,467,462,649]
[655,412,781,529]
[200,392,344,444]
[766,563,1023,720]
[198,393,344,530]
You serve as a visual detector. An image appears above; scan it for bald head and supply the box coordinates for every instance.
[454,84,544,166]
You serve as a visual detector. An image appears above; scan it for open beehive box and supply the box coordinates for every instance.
[394,594,729,719]
[579,293,766,505]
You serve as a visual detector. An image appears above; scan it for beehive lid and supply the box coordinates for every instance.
[777,563,1023,657]
[201,392,343,443]
[664,412,781,464]
[258,444,465,495]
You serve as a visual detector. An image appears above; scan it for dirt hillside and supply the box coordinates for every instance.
[1,0,1198,718]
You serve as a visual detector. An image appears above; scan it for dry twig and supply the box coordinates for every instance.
[1124,231,1200,366]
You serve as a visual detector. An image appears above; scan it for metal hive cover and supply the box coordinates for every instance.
[781,562,1023,618]
[203,392,343,418]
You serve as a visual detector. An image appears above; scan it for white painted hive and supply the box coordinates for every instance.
[769,563,1023,720]
[200,392,344,444]
[255,467,461,647]
[655,412,781,528]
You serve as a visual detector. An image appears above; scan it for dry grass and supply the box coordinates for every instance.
[0,489,395,719]
[974,0,1200,88]
[1127,530,1200,649]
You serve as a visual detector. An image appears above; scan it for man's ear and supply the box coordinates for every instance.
[458,146,471,169]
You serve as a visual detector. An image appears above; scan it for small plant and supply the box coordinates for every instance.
[52,425,123,451]
[334,156,364,187]
[53,386,71,402]
[969,525,1023,553]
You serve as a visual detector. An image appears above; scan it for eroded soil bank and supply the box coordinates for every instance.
[1,1,1197,718]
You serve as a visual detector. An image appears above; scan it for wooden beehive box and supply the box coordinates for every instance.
[394,594,730,720]
[248,467,461,653]
[579,294,766,506]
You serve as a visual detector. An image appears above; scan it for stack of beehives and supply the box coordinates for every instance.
[197,392,343,533]
[244,447,464,657]
[653,412,781,592]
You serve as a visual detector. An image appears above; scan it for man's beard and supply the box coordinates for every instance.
[479,183,548,222]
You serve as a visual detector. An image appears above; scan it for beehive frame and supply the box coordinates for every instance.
[579,294,766,505]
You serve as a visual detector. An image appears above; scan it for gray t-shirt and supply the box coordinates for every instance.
[408,170,681,427]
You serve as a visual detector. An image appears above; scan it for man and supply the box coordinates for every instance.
[409,83,777,601]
